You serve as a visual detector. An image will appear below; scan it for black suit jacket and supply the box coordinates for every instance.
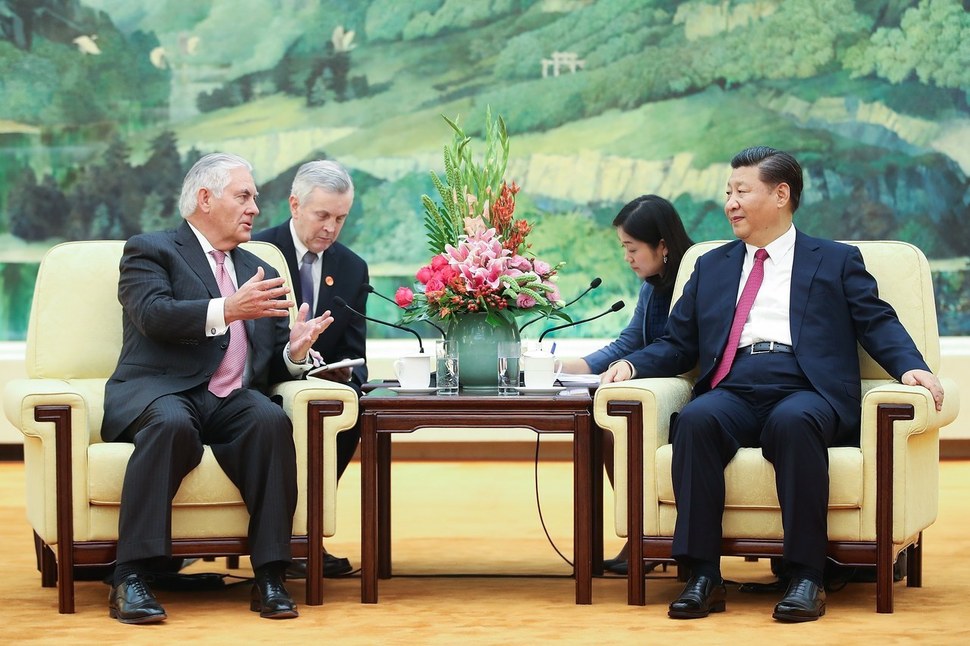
[625,230,929,443]
[253,222,369,385]
[101,222,292,441]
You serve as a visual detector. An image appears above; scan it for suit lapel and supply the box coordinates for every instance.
[317,245,342,317]
[789,231,822,347]
[271,225,303,306]
[709,241,746,345]
[174,222,221,298]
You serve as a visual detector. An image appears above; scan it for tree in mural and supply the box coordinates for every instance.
[7,168,69,241]
[843,0,970,103]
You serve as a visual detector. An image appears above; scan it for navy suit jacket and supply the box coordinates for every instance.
[253,222,369,385]
[625,230,929,443]
[102,221,292,441]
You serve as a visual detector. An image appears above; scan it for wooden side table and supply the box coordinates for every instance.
[360,388,599,604]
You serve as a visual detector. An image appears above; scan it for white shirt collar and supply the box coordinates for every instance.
[289,220,317,263]
[745,223,796,261]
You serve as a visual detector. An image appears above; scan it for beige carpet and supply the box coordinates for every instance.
[1,459,969,644]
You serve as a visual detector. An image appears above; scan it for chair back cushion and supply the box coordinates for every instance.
[24,239,296,380]
[673,240,940,376]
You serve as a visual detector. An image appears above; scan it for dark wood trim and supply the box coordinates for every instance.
[5,437,970,463]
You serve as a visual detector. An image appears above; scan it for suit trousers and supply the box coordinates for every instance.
[336,380,363,480]
[670,351,839,573]
[115,385,297,569]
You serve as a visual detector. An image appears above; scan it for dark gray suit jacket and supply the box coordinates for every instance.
[102,221,292,441]
[253,222,369,385]
[625,230,929,443]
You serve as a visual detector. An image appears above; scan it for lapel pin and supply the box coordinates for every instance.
[325,275,334,286]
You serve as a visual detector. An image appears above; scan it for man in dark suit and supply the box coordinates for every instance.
[102,152,333,624]
[603,146,944,623]
[253,159,368,578]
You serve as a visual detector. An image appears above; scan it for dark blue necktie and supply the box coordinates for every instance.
[299,251,317,315]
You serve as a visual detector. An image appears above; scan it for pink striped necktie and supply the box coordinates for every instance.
[208,250,248,397]
[710,248,769,389]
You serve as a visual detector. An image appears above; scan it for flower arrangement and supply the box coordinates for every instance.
[395,110,566,329]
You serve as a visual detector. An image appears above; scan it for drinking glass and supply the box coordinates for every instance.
[496,341,521,395]
[435,339,459,395]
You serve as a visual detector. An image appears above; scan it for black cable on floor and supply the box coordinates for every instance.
[533,433,573,568]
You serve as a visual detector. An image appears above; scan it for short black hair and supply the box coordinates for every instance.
[612,195,694,292]
[731,146,803,213]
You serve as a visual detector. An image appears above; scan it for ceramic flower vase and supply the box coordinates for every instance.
[447,313,520,391]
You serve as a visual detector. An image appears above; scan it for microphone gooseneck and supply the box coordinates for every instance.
[364,284,447,338]
[518,277,603,334]
[537,300,625,343]
[334,296,425,353]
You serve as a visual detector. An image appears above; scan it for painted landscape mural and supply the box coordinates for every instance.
[1,0,968,341]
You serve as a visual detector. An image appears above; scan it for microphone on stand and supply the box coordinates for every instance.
[518,277,603,334]
[537,300,625,343]
[334,296,425,354]
[363,284,447,338]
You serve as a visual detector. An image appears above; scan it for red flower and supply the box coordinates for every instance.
[395,286,414,307]
[416,264,434,284]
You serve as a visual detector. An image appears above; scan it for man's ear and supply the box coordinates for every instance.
[289,195,300,217]
[775,182,790,209]
[197,187,212,213]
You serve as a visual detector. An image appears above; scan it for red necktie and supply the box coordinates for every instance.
[710,248,769,389]
[208,250,248,397]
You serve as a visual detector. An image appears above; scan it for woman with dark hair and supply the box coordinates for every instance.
[561,194,694,575]
[563,194,694,375]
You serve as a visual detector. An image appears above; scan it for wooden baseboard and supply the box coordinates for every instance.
[941,439,970,459]
[3,439,968,462]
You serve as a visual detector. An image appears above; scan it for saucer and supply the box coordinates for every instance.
[389,386,439,395]
[514,386,567,395]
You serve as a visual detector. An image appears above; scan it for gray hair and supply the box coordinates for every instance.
[178,152,253,218]
[290,160,353,204]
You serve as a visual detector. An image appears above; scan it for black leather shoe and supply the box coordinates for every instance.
[285,553,353,579]
[772,577,826,622]
[668,574,727,619]
[250,570,298,619]
[108,573,167,624]
[602,558,663,576]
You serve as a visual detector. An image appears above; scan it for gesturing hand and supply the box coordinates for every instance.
[224,266,296,322]
[288,303,334,362]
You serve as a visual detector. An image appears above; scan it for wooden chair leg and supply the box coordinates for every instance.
[35,532,57,588]
[34,531,44,573]
[907,534,922,588]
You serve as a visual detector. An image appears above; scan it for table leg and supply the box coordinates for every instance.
[591,419,604,575]
[378,432,392,578]
[361,413,378,603]
[574,413,593,604]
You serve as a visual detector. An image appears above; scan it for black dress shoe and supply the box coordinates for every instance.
[108,573,167,624]
[250,570,298,619]
[668,574,727,619]
[602,558,663,576]
[285,553,353,579]
[772,577,826,622]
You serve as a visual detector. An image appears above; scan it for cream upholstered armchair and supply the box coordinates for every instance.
[3,240,359,614]
[594,240,960,613]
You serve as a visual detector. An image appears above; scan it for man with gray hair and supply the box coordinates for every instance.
[254,159,369,578]
[103,152,333,623]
